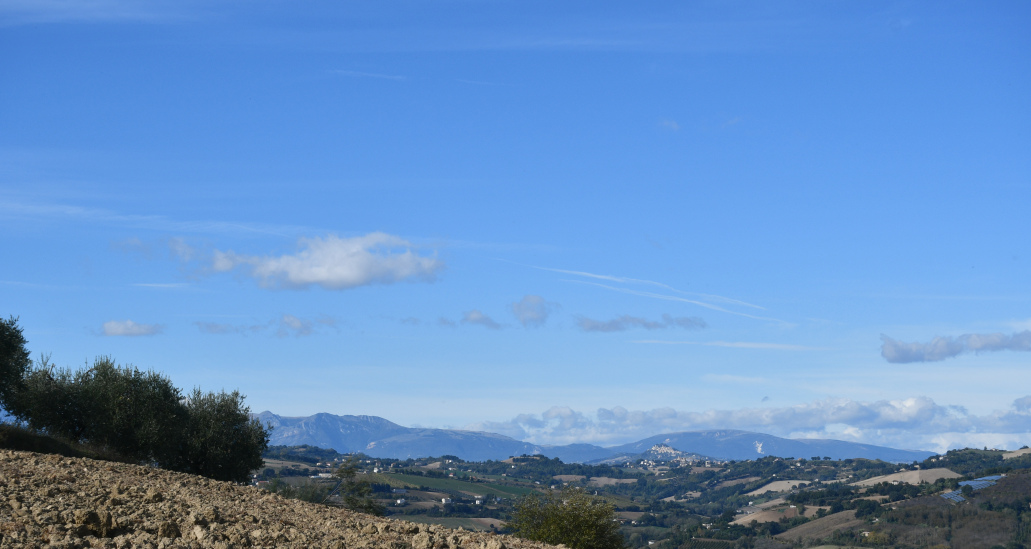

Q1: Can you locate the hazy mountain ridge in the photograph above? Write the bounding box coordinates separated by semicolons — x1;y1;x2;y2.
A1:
256;411;935;463
603;430;934;463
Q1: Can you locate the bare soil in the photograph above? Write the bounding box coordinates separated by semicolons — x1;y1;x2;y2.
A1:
0;450;556;549
773;510;864;542
850;467;960;487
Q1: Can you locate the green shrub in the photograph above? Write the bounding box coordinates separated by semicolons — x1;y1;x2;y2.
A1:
3;315;269;484
509;487;624;549
171;388;269;483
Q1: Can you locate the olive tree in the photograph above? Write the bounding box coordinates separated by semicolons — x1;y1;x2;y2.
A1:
509;487;624;549
12;341;268;483
75;357;187;464
0;316;31;414
172;388;269;483
332;456;384;515
17;356;186;464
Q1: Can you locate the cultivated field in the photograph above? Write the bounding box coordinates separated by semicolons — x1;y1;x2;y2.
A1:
773;510;864;542
849;467;960;487
745;479;808;495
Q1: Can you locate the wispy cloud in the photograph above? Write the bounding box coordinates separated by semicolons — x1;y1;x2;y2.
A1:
111;237;151;257
722;116;743;127
531;265;764;309
659;119;680;131
112;236;196;263
101;320;163;337
456;79;504;86
523;264;784;323
511;295;555;328
702;374;768;384
0;199;309;238
168;237;195;260
0;0;192;26
195;314;337;337
573;280;785;323
881;330;1031;363
468;396;1031;452
195;321;262;335
277;314;312;337
635;340;820;351
577;314;706;333
277;314;310;337
462;310;501;330
133;283;188;289
330;70;406;81
212;233;443;290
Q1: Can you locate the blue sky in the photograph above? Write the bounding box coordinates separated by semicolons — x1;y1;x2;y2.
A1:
2;1;1029;453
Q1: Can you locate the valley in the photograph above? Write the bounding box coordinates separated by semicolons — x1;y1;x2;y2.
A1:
259;443;1031;547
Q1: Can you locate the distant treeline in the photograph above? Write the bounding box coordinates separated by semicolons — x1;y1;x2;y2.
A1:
263;444;347;465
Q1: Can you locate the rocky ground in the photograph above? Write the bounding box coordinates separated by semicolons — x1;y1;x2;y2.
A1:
0;450;558;549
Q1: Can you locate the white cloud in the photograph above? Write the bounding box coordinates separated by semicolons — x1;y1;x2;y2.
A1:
510;295;555;328
101;320;163;337
467;396;1031;453
576;314;706;332
462;310;501;330
881;330;1031;363
212;233;443;290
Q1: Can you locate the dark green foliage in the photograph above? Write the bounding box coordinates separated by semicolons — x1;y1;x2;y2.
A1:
787;484;856;506
925;448;1005;475
8;338;268;483
509;487;624;549
853;498;881;518
18;356;187;464
16;358;88;439
674;541;732;549
170;388;269;483
465;454;631;484
334;456;385;515
0;316;31;413
263;444;344;465
77;358;187;464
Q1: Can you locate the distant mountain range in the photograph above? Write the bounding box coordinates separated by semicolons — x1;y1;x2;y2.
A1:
255;411;935;464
